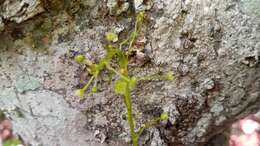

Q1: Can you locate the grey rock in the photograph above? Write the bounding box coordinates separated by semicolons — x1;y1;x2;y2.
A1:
185;114;212;144
93;113;109;127
215;116;226;126
0;0;44;23
150;128;166;146
149;0;260;144
0;0;259;145
0;17;4;32
229;88;246;106
240;0;260;23
0;0;44;32
15;75;41;93
0;90;105;146
134;0;153;11
107;0;129;16
163;103;179;125
81;0;97;8
94;130;107;144
210;102;224;116
201;78;215;90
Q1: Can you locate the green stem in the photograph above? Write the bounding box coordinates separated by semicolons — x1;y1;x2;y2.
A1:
83;58;93;66
82;76;95;91
136;117;161;138
106;65;130;82
119;38;130;50
127;21;139;55
124;82;138;146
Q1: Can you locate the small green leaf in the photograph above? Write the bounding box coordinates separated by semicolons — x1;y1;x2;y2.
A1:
105;32;118;42
113;79;127;95
160;112;169;121
163;71;174;81
92;86;97;93
75;89;85;97
74;54;85;64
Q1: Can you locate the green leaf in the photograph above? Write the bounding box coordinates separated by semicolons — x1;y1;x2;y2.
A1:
113;79;127;95
105;32;118;42
3;138;21;146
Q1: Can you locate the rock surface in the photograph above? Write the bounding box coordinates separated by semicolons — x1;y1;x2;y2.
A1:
0;0;44;32
0;0;259;146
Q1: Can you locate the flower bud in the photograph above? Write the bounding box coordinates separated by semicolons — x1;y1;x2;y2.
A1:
74;55;85;64
105;32;118;42
163;71;174;81
160;113;169;121
92;86;97;93
75;89;85;97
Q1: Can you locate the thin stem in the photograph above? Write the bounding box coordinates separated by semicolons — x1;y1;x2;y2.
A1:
136;117;161;138
106;64;130;82
127;21;139;55
93;77;98;87
82;76;95;91
119;39;130;50
83;58;93;66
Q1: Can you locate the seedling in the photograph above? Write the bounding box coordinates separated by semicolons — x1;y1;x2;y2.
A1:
74;11;173;146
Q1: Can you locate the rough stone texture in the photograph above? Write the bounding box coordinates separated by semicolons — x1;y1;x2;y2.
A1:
0;0;44;32
149;0;260;145
0;0;259;146
0;46;106;146
148;0;260;145
0;17;4;32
